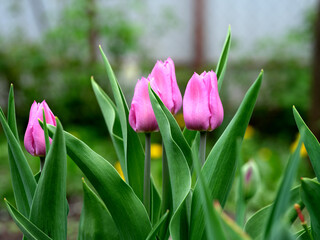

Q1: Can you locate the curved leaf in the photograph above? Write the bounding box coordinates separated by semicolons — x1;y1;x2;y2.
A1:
0;107;36;215
148;86;191;239
78;178;119;240
99;46;144;201
6;85;32;217
45;124;151;240
293;106;320;181
29;119;67;240
189;71;263;240
5;200;52;240
300;178;320;240
263;133;303;240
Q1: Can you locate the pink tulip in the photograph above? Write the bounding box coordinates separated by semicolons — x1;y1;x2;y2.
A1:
149;57;182;114
129;77;159;132
183;71;223;131
24;101;56;156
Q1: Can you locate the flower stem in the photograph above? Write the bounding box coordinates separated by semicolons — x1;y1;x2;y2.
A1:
143;133;151;219
200;131;207;165
40;156;45;172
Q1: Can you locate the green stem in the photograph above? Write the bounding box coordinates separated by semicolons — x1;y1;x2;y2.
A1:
200;131;207;166
159;144;171;239
40;156;45;172
143;133;151;219
302;222;314;240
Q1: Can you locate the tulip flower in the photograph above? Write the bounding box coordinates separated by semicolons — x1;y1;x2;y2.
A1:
149;57;182;114
129;76;158;132
183;71;224;131
24;100;56;157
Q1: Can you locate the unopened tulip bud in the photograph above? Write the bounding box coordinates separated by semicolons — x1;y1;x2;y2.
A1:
241;160;260;200
183;71;223;131
24;101;56;156
129;77;159;132
149;57;182;114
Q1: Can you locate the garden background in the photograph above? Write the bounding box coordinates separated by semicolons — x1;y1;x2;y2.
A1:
0;0;319;239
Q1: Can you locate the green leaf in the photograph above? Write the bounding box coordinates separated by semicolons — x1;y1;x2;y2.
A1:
244;184;304;240
300;178;320;240
91;77;125;178
5;200;52;240
6;85;33;217
45;124;151;240
29;119;67;240
189;71;263;240
99;46;144;201
146;210;169;240
42;109;50;155
215;203;251;240
293;106;320;181
235;139;245;227
148;86;191;239
216;26;231;92
78;178;119;240
151;178;161;225
192;136;226;240
0;107;36;215
263;133;303;240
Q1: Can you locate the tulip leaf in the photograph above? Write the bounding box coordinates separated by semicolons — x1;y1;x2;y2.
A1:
42;109;50;155
5;200;52;240
5;85;33;218
148;86;191;239
300;178;320;240
263;133;303;240
29;119;67;240
189;70;263;240
99;46;144;201
192;137;227;240
0;107;36;215
146;210;169;240
151;178;162;225
293;106;320;181
45;124;151;240
91;77;125;178
183;128;198;148
78;178;120;240
244;184;304;240
216;26;231;92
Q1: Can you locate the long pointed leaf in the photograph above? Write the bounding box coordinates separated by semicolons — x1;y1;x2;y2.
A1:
5;200;52;240
216;26;231;92
78;178;119;240
99;46;144;201
263;133;303;240
146;211;169;240
45;124;151;240
190;71;263;240
293;106;320;181
29;119;67;239
91;77;125;177
149;86;191;239
6;85;32;217
0;107;36;212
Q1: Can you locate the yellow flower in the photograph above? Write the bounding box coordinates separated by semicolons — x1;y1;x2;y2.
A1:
290;134;308;157
151;143;162;159
244;125;255;140
114;161;125;180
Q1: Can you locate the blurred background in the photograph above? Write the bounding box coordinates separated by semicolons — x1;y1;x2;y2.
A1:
0;0;319;238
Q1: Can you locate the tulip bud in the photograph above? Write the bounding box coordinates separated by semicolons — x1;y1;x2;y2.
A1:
24;101;56;156
183;71;223;131
129;77;159;132
149;57;182;114
241;160;260;201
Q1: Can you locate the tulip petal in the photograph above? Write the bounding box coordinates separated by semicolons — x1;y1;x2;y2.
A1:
129;77;158;132
167;58;182;114
183;73;211;131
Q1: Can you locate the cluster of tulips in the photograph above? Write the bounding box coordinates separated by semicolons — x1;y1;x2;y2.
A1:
1;27;320;240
